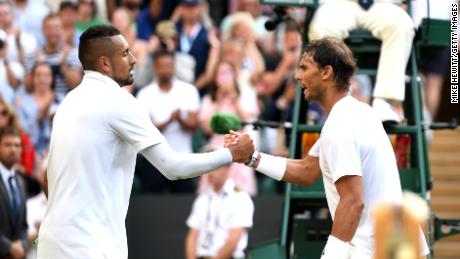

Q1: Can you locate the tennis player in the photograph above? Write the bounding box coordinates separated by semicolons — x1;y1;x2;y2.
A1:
37;25;254;259
225;37;429;258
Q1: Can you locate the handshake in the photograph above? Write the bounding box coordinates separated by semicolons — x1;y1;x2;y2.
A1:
224;130;256;165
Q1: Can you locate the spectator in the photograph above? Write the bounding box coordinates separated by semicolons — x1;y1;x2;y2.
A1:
220;0;270;48
226;12;265;85
25;14;82;104
136;0;170;41
0;29;24;105
175;0;211;86
16;62;55;157
11;0;50;46
111;7;147;67
121;0;142;23
198;60;258;195
58;1;82;47
308;0;415;124
0;0;37;66
75;0;106;32
185;144;254;259
0;127;29;259
135;20;196;87
0;97;35;176
136;50;200;193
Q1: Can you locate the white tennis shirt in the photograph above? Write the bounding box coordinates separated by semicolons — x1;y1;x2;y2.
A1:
37;71;164;259
309;95;429;257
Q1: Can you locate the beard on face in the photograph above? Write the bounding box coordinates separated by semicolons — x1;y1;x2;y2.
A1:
114;71;134;86
158;74;172;85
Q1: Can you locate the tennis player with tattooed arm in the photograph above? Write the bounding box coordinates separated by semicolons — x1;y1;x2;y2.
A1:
38;25;254;259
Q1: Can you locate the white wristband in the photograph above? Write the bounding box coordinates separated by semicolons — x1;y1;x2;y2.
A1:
320;235;354;259
255;153;286;181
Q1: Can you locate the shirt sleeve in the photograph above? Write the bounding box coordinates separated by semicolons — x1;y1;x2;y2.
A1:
228;193;254;228
321;128;362;183
8;61;25;82
106;92;165;152
186;196;203;229
308;138;321;157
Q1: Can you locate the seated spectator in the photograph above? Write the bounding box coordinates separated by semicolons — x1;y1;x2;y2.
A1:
185;145;254;259
16;62;56;157
198;60;258;195
135;50;200;193
0;0;38;66
308;0;415;124
58;1;82;47
0;29;24;105
0;127;29;259
25;14;82;104
135;20;196;87
75;0;106;32
0;97;35;176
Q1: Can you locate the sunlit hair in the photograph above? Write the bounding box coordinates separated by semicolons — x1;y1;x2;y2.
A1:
304;37;357;90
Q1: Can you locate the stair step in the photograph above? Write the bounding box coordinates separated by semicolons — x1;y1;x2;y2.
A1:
431;197;460;212
431;167;460;181
433;241;460;258
429;153;460;166
432;181;460;196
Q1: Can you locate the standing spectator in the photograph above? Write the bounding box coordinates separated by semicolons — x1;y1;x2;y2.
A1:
12;0;50;46
58;1;82;47
185;144;254;259
16;62;55;157
0;0;37;66
0;127;28;259
25;14;82;104
175;0;211;85
136;50;200;193
0;29;24;105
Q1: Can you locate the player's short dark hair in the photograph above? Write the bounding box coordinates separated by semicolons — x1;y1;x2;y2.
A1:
0;127;21;143
78;25;121;70
304;37;357;90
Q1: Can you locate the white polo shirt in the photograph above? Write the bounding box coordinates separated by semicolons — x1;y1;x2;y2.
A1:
309;95;429;257
186;179;254;258
38;71;164;259
137;79;200;153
